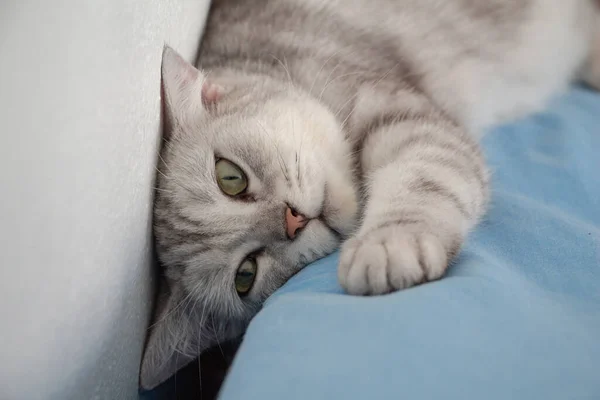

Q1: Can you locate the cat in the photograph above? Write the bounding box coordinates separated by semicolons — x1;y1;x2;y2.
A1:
140;0;600;389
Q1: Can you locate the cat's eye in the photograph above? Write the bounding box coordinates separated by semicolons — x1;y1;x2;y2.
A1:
215;159;248;196
235;258;257;295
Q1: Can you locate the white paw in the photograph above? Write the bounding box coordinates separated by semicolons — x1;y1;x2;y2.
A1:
338;224;454;295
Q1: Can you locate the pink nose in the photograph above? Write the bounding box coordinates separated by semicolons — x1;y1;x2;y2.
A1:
285;207;309;239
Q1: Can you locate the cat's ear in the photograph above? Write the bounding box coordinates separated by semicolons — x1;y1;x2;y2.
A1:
139;278;216;390
161;45;223;126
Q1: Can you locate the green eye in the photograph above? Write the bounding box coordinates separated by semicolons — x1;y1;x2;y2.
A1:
216;159;248;196
235;258;257;295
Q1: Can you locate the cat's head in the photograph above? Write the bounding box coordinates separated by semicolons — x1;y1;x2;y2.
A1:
139;47;359;389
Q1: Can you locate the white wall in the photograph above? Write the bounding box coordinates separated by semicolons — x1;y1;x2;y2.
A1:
0;1;209;399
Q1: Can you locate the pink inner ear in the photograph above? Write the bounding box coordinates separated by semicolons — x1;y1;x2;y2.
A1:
201;82;223;106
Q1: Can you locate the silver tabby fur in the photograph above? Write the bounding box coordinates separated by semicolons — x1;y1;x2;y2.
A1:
141;0;600;389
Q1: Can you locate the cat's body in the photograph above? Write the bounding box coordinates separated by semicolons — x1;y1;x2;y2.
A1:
141;0;600;389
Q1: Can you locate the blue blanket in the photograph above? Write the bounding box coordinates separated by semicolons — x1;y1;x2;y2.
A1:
219;87;600;400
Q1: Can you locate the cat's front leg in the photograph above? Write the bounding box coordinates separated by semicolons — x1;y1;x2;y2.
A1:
339;110;489;295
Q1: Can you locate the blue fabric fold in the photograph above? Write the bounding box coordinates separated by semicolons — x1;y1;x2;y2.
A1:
219;87;600;400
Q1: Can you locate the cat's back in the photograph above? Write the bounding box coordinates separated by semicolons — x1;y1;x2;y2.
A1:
199;0;595;131
198;0;531;92
200;0;529;62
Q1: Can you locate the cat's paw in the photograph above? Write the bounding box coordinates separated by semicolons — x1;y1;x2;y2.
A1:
338;224;454;295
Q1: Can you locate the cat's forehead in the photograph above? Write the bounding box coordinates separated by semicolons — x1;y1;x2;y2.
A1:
259;95;338;133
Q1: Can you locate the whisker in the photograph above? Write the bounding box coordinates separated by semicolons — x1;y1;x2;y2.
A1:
333;91;360;122
149;267;213;333
154;156;204;200
148;289;193;331
288;110;302;187
160;137;177;154
197;343;203;399
257;120;291;182
318;63;342;101
335;81;366;132
211;318;225;358
332;76;366;120
340;102;359;130
156;150;174;172
334;62;401;124
154;166;194;196
270;54;294;88
153;187;175;194
154;166;170;181
348;148;363;158
297;132;303;188
308;47;349;97
295;151;301;186
320;71;365;101
317;48;363;102
174;351;179;397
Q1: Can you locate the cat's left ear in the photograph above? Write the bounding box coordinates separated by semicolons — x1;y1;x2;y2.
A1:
160;45;223;126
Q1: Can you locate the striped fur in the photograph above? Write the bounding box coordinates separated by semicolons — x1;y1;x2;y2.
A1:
140;0;600;389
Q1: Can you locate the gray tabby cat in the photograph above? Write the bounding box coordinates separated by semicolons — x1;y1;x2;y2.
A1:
140;0;600;389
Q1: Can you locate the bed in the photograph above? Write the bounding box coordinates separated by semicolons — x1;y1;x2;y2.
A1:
216;87;600;400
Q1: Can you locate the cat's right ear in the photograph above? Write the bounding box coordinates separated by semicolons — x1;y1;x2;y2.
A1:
161;46;223;130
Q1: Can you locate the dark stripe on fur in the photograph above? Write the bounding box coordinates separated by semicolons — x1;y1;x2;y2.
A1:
408;176;469;218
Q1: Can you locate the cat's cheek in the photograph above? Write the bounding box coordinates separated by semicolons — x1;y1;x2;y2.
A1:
324;169;360;237
282;222;340;267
